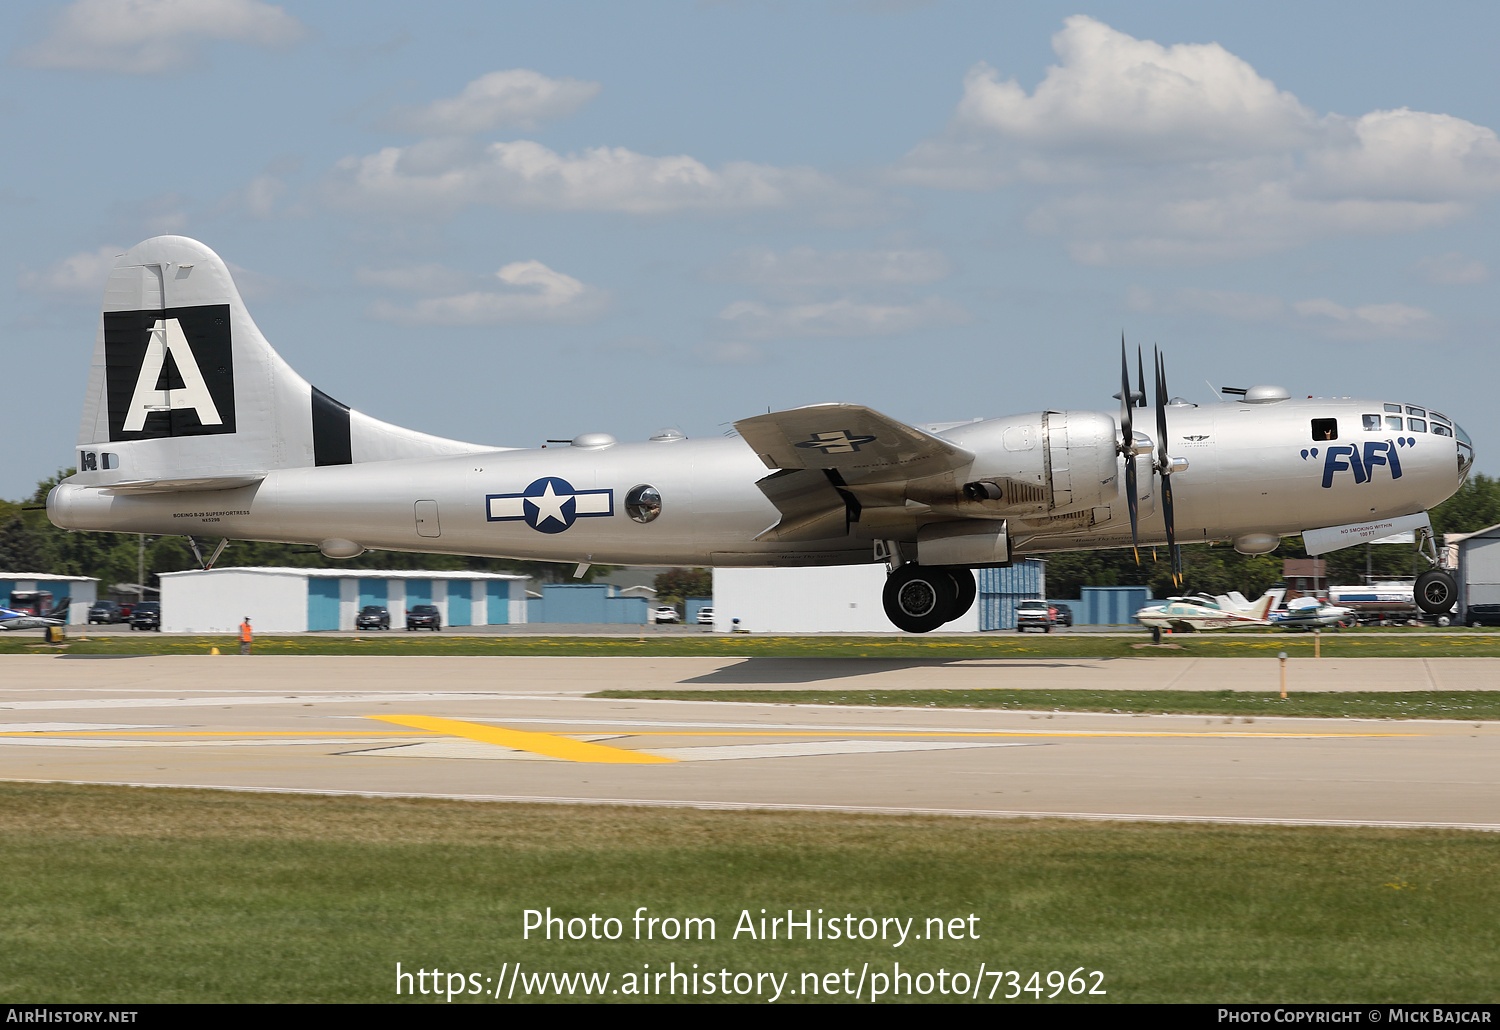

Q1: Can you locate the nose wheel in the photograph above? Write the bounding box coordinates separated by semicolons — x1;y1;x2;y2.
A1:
1412;523;1458;617
884;564;974;633
1414;569;1457;615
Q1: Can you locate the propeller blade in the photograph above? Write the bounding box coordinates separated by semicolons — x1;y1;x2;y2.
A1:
1136;346;1147;408
1120;336;1139;561
1154;347;1181;587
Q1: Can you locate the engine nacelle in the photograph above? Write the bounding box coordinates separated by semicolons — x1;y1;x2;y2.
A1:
1044;410;1119;514
943;410;1119;515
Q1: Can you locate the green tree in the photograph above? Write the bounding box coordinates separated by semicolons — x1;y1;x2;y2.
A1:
654;568;712;607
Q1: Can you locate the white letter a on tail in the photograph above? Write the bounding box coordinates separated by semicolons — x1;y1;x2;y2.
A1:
123;318;223;432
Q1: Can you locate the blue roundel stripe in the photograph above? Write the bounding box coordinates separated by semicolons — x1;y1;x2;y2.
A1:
485;477;614;534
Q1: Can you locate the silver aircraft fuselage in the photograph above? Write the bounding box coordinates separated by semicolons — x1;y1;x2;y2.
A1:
48;395;1469;566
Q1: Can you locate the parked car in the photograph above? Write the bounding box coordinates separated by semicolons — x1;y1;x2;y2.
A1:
117;603;134;620
1015;599;1056;632
1465;604;1500;628
406;604;441;631
696;606;715;626
652;606;680;624
88;601;126;624
356;605;391;630
129;601;161;631
1051;603;1074;628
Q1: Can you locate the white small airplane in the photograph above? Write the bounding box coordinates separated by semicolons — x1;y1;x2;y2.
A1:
0;603;68;632
1269;595;1354;631
1135;591;1278;640
46;237;1476;634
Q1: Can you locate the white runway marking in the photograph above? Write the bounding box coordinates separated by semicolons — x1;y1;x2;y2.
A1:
0;723;165;732
0;692;524;711
342;738;1046;763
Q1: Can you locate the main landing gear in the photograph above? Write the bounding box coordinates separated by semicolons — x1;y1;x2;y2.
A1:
882;565;976;634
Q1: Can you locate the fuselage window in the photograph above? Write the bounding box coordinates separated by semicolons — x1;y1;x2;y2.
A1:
1311;418;1338;441
1409;419;1427;433
1384;403;1402;413
1386;416;1403;431
1362;414;1381;431
625;484;663;523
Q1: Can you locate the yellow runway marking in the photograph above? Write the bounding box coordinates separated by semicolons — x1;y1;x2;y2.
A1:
369;714;676;764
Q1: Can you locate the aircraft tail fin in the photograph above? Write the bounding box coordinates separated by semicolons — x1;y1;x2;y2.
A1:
73;236;488;491
1249;592;1277;621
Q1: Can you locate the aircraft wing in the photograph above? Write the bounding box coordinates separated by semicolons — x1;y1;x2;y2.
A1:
734;403;974;480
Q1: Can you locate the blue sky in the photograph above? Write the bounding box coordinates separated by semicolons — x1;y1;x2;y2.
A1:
4;1;1498;499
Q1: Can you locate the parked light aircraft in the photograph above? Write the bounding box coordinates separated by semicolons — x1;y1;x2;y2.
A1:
1269;595;1355;631
1134;591;1278;640
0;602;68;632
47;237;1476;633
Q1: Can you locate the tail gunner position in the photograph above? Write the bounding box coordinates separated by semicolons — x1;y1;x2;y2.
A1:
48;237;1474;632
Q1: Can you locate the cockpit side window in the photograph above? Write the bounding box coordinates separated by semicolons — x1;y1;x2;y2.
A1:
1311;418;1338;441
1362;414;1381;431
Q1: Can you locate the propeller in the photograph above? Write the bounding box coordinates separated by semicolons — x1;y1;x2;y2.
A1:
1153;347;1183;586
1117;336;1140;562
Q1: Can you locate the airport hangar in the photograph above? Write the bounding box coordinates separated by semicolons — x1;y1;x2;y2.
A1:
157;567;528;634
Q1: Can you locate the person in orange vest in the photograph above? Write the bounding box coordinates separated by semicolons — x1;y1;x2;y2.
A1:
239;616;252;655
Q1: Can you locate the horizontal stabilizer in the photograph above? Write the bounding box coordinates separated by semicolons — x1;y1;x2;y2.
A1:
735;403;973;480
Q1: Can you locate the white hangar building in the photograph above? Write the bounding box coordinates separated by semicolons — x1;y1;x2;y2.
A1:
158;567;529;634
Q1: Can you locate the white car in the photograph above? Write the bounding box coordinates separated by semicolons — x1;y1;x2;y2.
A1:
696;606;714;626
652;606;680;624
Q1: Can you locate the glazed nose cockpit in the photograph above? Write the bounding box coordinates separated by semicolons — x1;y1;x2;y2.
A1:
1358;403;1472;484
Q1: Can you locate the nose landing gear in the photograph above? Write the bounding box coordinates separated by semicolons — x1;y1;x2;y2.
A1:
1413;523;1458;617
882;565;976;634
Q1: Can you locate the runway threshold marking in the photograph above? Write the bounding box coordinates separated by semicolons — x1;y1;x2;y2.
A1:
368;714;676;765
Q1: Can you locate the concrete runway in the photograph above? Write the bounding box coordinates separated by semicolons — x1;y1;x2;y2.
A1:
1;654;1496;831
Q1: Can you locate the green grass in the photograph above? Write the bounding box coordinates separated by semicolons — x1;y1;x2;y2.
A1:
0;783;1495;1003
591;688;1500;721
13;630;1500;659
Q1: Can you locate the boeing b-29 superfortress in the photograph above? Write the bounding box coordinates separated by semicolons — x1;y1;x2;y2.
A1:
47;237;1474;632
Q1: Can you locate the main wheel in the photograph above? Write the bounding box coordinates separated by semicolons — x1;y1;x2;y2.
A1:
946;567;976;620
882;565;957;634
1415;570;1458;615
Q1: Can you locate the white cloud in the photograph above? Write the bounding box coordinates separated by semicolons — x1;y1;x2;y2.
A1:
371;260;609;326
707;246;951;289
17;0;306;74
18;245;123;299
1127;286;1284;321
356;264;480;295
1131;284;1439;339
1413;252;1489;285
897;16;1500;264
717;296;969;339
1292;298;1439;339
384;70;600;134
326;138;857;217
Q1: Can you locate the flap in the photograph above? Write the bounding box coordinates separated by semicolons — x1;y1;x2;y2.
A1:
102;474;266;494
735;403;973;480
